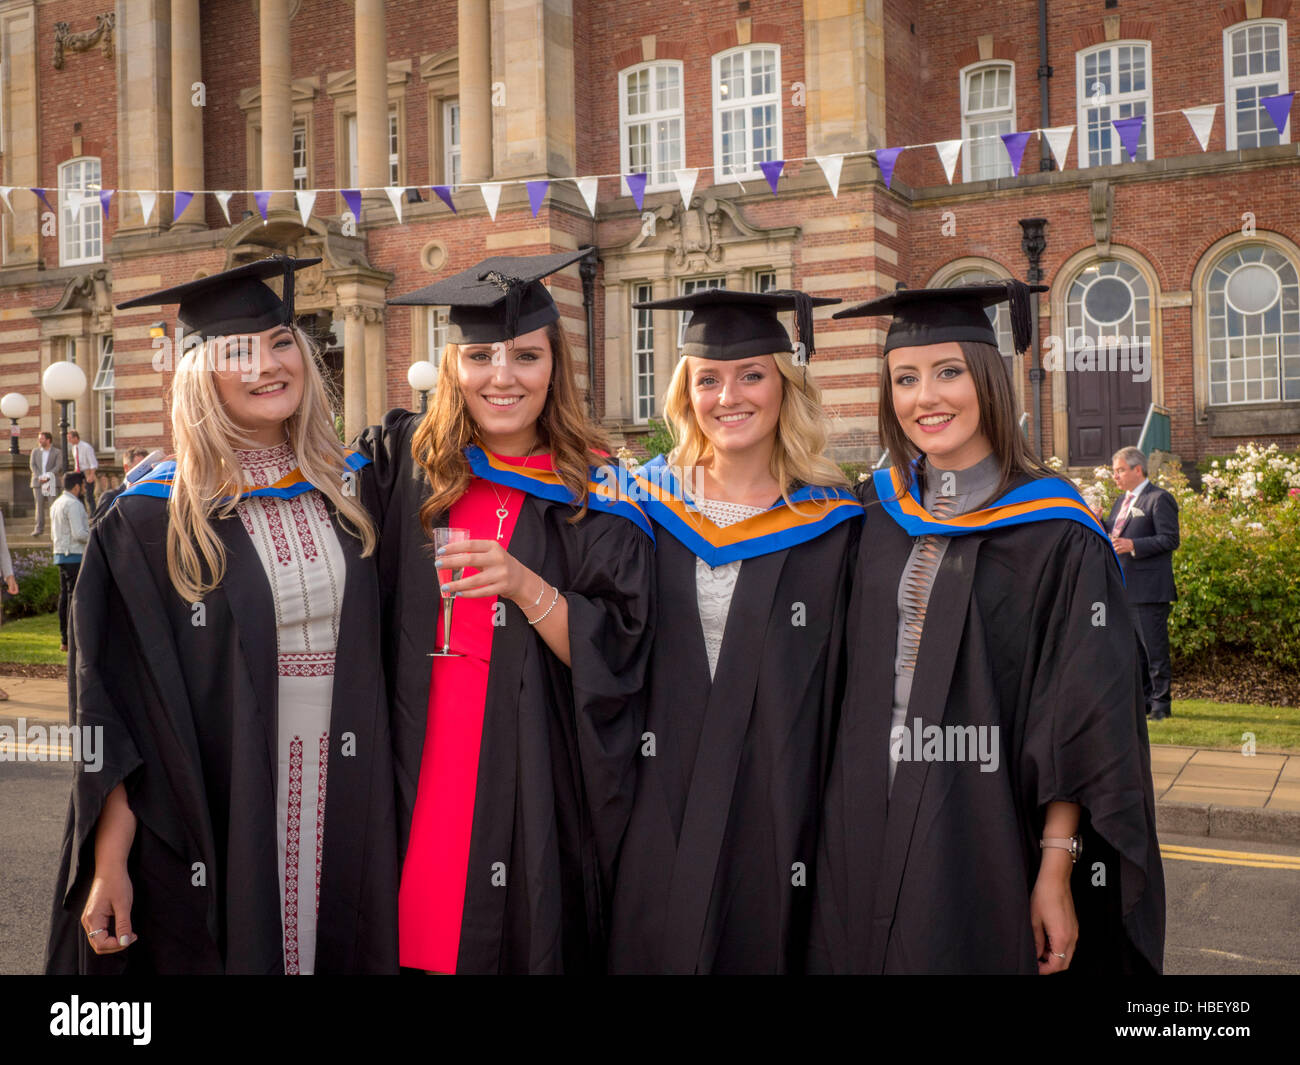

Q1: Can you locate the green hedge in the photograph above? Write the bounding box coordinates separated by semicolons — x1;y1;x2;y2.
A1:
3;546;59;620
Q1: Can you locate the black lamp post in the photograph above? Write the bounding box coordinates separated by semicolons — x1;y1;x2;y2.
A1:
1019;217;1048;457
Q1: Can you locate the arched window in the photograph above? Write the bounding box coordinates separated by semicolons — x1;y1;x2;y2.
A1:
1205;245;1300;404
1223;20;1290;149
619;61;684;193
59;157;103;266
712;45;782;180
960;63;1015;182
943;268;1015;357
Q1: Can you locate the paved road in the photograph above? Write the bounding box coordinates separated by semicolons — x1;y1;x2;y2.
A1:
2;760;1298;974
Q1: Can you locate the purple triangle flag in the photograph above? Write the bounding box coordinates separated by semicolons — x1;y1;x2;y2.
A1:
527;180;549;217
1112;116;1145;161
1000;131;1033;176
253;190;272;221
98;189;114;217
759;159;785;195
341;189;362;220
432;185;457;213
1261;92;1294;136
172;190;194;223
874;147;903;190
30;188;54;214
626;172;648;211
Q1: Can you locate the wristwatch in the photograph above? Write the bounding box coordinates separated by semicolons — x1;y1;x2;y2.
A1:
1040;835;1083;862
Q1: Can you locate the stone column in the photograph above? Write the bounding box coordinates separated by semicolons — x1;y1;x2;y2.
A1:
364;307;387;424
259;0;293;212
0;4;39;264
493;0;576;179
803;0;883;154
458;0;493;182
115;0;172;233
341;305;368;443
355;0;389;203
171;0;205;229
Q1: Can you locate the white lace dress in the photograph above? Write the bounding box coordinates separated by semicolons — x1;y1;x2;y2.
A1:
693;497;767;680
233;441;346;975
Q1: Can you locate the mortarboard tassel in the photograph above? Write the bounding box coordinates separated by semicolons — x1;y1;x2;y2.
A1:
479;269;528;342
1006;279;1035;354
275;253;297;322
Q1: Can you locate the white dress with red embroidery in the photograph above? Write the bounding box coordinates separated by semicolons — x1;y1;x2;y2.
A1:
234;441;345;976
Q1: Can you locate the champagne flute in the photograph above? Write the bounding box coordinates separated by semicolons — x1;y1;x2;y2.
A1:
431;527;471;657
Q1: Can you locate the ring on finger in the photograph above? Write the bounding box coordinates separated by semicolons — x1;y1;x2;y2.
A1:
87;928;106;939
1052;950;1065;959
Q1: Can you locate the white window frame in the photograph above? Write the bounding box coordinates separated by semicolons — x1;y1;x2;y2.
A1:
752;269;777;293
388;107;400;186
443;99;461;187
1223;20;1291;150
1076;41;1154;168
93;335;115;452
292;122;308;190
347;113;359;188
711;45;783;181
960;61;1016;182
426;307;449;368
619;61;685;194
59;157;103;267
632;283;656;424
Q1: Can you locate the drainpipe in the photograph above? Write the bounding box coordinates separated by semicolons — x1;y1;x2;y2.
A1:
1038;0;1054;171
1020;218;1048;457
580;249;599;419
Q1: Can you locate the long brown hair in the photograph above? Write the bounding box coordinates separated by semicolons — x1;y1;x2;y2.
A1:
880;340;1055;507
411;318;611;538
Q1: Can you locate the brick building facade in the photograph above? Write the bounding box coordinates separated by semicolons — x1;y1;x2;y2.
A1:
0;0;1296;494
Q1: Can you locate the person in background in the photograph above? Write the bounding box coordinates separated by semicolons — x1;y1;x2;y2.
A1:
67;430;99;513
50;471;89;654
0;502;18;699
1105;446;1180;721
29;430;63;536
92;447;152;524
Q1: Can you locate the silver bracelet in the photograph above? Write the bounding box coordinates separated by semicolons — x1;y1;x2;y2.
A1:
526;584;560;626
526;575;547;610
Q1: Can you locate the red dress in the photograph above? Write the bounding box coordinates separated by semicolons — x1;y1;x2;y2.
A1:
397;450;553;972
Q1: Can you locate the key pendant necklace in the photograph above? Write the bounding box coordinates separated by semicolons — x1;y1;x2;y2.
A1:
488;441;539;540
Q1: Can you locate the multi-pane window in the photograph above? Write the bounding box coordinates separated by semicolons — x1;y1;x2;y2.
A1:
92;335;114;451
753;270;777;293
1065;260;1153;377
1206;246;1300;404
619;63;683;192
426;307;449;367
292;123;308;189
345;106;400;187
945;270;1015;359
713;46;781;179
1077;43;1153;167
59;157;103;266
443;99;461;186
633;283;655;423
389;108;400;185
347;114;359;188
679;276;726;348
1225;22;1289;149
962;64;1015;181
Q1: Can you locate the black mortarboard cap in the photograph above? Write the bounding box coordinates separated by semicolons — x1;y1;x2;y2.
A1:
832;280;1048;355
632;289;841;361
115;254;321;338
387;248;593;344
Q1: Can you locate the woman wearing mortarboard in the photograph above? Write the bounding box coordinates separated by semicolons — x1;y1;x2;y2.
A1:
605;290;864;973
357;249;655;974
45;256;399;973
810;281;1165;974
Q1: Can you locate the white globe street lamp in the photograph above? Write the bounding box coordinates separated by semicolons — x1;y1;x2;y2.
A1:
407;359;437;413
0;392;30;456
42;361;88;472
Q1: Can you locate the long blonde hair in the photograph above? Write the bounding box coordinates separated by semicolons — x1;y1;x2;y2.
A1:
166;324;377;603
662;350;849;505
411;319;610;539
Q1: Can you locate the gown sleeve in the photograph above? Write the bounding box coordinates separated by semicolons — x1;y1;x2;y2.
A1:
1018;522;1166;972
559;509;656;905
352;408;419;527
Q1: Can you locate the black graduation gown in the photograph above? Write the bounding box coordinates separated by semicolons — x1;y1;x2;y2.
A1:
607;509;859;974
810;475;1166;974
44;481;399;974
353;410;655;974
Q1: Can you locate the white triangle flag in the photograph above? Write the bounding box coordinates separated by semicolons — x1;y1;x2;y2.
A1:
0;186;12;213
815;155;845;198
214;191;234;224
296;190;317;228
64;188;84;214
137;190;157;224
933;141;962;185
384;186;405;223
480;182;503;221
575;176;599;217
674;168;699;208
1042;126;1075;172
1182;105;1218;152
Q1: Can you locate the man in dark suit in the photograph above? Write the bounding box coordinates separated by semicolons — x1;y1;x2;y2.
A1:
1105;446;1180;720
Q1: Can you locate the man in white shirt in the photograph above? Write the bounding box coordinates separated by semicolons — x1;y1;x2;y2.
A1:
50;472;91;653
28;430;64;535
67;429;99;513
